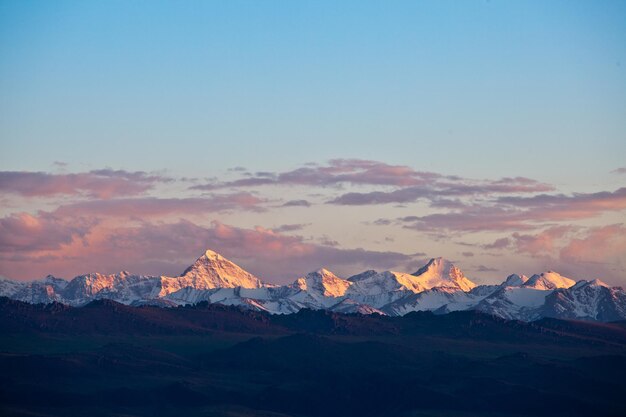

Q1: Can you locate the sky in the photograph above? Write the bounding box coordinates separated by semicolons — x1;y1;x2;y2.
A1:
1;0;625;285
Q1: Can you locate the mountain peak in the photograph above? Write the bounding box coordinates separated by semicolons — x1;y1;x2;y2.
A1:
523;271;576;290
313;268;334;276
590;278;610;287
572;279;610;289
297;268;351;297
414;257;452;273
202;249;223;260
175;250;263;290
502;274;528;287
412;258;476;292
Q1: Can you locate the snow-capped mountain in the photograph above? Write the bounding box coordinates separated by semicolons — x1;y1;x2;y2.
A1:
522;271;576;290
4;275;68;304
411;257;477;292
502;274;528;287
293;269;352;298
157;249;263;297
63;272;160;305
1;249;624;322
539;279;626;321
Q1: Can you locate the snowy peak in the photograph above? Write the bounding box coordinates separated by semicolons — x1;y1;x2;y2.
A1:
2;250;624;323
411;258;476;292
295;269;351;297
572;279;610;290
523;271;576;290
176;250;263;290
413;257;453;276
588;278;610;288
501;274;528;287
202;249;223;261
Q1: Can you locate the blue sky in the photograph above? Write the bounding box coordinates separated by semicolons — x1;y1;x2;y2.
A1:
1;1;625;284
2;1;625;179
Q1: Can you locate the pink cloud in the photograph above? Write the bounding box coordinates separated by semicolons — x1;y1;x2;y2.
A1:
193;159;443;190
470;225;626;284
51;193;266;219
0;212;95;252
394;188;626;233
510;226;575;256
0;219;422;282
560;224;626;265
196;160;554;208
0;192;268;278
401;206;537;232
495;188;626;219
0;170;172;199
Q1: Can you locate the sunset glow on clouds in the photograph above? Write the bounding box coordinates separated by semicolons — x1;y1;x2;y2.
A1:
1;160;624;285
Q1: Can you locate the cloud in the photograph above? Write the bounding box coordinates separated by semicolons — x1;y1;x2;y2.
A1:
282;199;312;207
328;178;553;206
482;237;511;250
510;225;626;283
495;188;626;220
510;226;575;256
0;170;172;199
329;187;430;205
0;220;422;282
401;206;537;232
51;193;266;219
396;188;626;233
0;191;268;275
559;224;626;265
272;223;310;233
475;265;498;272
192;177;276;190
611;167;626;175
193;159;443;190
0;212;95;252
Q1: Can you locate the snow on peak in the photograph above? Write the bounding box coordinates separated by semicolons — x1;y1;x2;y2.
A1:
572;279;610;289
203;249;222;260
501;274;528;287
589;278;610;288
295;269;351;297
314;268;335;277
411;258;476;292
523;271;576;290
413;257;453;275
174;250;263;290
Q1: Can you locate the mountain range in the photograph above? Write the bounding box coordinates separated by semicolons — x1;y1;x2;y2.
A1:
2;249;625;322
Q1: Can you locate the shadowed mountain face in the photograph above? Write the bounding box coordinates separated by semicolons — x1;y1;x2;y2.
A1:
1;297;626;417
2;250;626;322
